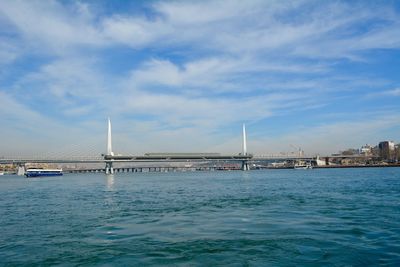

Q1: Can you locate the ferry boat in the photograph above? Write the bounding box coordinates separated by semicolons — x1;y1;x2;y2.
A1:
25;168;63;177
294;163;313;170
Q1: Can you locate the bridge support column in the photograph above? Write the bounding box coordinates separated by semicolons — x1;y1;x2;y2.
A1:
17;164;26;176
105;161;114;174
241;160;250;171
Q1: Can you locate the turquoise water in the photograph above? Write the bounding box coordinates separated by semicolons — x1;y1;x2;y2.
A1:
1;168;400;266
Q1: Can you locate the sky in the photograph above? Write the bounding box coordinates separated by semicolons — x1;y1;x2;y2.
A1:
1;0;400;158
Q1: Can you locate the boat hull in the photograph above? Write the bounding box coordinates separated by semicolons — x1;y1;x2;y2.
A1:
26;172;63;177
294;164;313;170
294;166;313;170
25;169;63;177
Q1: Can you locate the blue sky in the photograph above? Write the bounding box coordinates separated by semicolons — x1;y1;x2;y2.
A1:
1;0;400;157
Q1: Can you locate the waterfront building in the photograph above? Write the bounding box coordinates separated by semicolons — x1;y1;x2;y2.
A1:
378;141;396;161
360;144;373;156
340;148;359;155
0;163;16;173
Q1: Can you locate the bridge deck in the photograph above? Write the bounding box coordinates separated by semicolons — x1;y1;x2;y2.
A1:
0;154;252;164
104;154;253;161
2;154;379;165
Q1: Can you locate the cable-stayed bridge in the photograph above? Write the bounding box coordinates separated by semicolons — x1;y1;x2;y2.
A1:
2;119;379;174
0;119;252;174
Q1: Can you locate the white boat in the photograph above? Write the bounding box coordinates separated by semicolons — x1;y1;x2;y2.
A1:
25;168;63;177
294;163;313;169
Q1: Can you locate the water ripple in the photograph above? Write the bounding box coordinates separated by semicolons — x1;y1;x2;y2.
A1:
1;168;400;265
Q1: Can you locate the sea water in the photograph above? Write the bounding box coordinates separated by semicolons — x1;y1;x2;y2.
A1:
1;168;400;266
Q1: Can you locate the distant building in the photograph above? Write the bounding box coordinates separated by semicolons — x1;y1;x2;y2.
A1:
396;144;400;162
378;141;395;161
340;158;355;165
360;144;373;156
341;148;359;155
371;145;380;157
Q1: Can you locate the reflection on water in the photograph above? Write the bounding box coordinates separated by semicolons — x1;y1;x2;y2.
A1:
240;171;251;180
106;174;114;191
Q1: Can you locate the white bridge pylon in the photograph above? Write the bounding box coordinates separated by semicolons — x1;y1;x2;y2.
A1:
242;123;250;170
105;117;114;174
104;118;251;173
242;123;247;156
107;117;114;157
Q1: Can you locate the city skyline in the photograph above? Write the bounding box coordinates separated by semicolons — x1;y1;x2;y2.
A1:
1;0;400;157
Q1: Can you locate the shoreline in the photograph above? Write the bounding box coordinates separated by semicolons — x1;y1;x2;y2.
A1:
315;164;400;169
265;164;400;169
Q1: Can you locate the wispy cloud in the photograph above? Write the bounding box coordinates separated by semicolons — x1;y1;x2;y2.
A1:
247;113;400;156
380;88;400;97
365;87;400;98
0;1;103;54
0;0;400;156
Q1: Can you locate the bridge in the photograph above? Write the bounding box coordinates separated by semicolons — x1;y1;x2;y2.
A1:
1;119;384;175
0;119;252;174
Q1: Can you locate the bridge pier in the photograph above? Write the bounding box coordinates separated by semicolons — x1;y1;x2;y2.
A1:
241;160;250;171
17;164;26;176
105;161;114;174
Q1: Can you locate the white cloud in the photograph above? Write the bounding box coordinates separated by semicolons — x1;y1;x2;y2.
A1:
101;16;168;48
383;88;400;96
0;0;399;58
0;40;19;65
1;0;400;157
130;59;183;87
365;87;400;98
247;114;400;156
0;91;106;157
116;88;314;131
13;57;109;110
0;0;105;54
0;91;42;124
